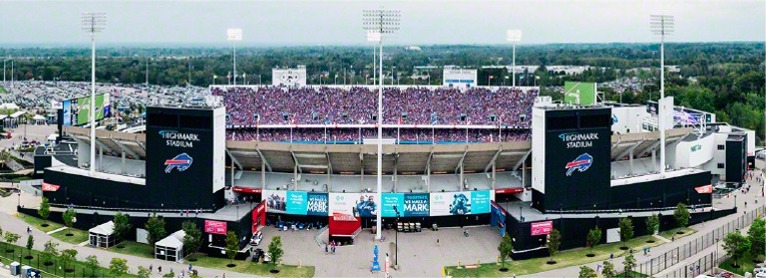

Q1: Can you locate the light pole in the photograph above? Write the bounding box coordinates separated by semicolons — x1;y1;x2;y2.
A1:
506;29;522;87
393;205;400;269
82;12;106;174
651;15;673;175
213;75;217;85
364;8;400;241
227;28;243;85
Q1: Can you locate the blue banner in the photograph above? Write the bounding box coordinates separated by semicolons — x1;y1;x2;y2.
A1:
471;191;491;214
286;191;308;215
381;193;404;217
62;100;72;126
306;192;329;216
403;193;430;217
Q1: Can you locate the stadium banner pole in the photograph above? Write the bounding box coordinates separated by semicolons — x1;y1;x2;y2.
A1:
89;21;97;174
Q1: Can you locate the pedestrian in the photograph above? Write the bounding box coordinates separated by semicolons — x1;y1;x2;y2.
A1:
158;266;162;273
643;247;647;256
332;245;336;254
436;238;440;245
610;253;614;260
180;210;183;216
181;270;185;278
325;244;328;254
596;264;602;273
672;236;675;242
188;263;192;271
149;264;153;273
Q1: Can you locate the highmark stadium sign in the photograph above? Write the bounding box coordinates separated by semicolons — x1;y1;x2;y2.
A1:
159;130;200;148
559;132;599;149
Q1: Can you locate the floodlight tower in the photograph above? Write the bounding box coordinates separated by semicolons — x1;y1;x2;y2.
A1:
227;28;243;86
651;15;673;175
363;8;400;241
506;30;522;87
82;12;106;174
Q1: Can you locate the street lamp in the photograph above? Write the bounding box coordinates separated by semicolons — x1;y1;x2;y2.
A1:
364;8;400;241
393;205;400;269
650;14;673;175
82;12;106;175
227;28;243;85
506;29;522;87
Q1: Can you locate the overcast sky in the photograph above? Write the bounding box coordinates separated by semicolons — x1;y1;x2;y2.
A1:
0;0;764;46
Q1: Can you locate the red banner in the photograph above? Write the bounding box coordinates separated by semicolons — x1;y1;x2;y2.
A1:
695;184;713;194
204;220;227;235
495;188;524;194
42;182;60;192
531;220;553;236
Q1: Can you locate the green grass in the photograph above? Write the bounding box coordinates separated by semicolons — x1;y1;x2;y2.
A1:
193;254;315;277
0;242;137;277
614;270;651;277
445;235;665;277
0;87;6;94
17;213;63;233
50;227;90;245
658;227;696;241
0;188;12;197
108;241;154;259
719;253;761;276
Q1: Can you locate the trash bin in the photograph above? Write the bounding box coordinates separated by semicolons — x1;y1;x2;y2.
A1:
21;265;31;277
9;262;20;276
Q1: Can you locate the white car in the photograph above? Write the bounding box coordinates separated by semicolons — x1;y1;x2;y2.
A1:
250;231;263;246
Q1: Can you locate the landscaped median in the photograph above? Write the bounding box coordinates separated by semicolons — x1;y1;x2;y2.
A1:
17;213;62;233
444;234;672;277
17;213;89;245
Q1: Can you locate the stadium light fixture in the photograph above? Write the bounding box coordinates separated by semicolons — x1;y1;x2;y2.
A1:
650;14;673;175
227;28;243;86
506;29;522;87
363;8;400;243
82;12;106;174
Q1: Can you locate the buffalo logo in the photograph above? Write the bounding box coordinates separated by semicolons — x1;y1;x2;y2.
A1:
165;153;193;173
565;153;593;176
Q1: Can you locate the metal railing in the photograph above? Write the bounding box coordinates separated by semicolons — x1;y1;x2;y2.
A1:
636;205;764;277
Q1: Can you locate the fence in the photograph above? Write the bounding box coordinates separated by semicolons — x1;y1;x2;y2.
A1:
636;205;765;277
659;250;732;278
0;242;109;278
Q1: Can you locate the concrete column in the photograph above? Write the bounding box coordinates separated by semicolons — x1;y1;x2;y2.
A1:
491;162;496;190
361;166;364;192
522;160;526;188
652;149;657;172
121;150;126;174
98;145;103;171
231;159;235;188
393;163;397;193
326;168;330;193
459;164;464;191
427;166;431;192
261;159;266;190
629;149;634;175
293;164;298;190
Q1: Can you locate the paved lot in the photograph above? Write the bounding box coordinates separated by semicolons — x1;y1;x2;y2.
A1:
0;124;57;150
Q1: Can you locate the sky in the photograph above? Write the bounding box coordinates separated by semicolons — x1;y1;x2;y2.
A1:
0;0;764;46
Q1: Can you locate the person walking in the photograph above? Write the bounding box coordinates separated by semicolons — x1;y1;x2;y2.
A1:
149;264;153;273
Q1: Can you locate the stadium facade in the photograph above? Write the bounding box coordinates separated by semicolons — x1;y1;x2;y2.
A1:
32;84;754;258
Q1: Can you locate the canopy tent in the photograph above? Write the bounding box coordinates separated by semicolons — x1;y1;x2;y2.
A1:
88;221;116;248
155;230;186;262
32;114;46;125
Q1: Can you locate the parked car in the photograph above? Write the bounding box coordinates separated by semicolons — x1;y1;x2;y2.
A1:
250;231;263;246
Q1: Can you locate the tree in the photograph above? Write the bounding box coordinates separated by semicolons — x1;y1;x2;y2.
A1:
547;229;561;260
137;266;150;278
4;232;20;252
674;203;690;229
748;218;765;260
41;240;59;264
622;254;636;276
602;260;616;278
723;230;751;268
112;212;132;245
62;208;76;229
618;218;634;248
579;266;597;278
59;249;78;271
268;236;284;265
85;255;100;276
225;231;239;264
586;226;602;254
109;258;129;276
646;214;660;235
38;197;50;224
497;234;513;269
145;215;166;248
25;234;34;257
182;220;202;258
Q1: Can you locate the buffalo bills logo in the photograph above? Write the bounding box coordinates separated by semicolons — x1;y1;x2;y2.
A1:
565;153;592;176
165;153;193;173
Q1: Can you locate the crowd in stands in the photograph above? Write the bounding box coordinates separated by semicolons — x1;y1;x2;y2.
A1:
213;86;538;127
227;128;530;143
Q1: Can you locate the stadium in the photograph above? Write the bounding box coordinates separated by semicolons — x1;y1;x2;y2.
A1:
31;68;756;261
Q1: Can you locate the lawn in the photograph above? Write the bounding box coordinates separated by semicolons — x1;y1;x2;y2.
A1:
0;87;5;94
50;227;90;245
658;227;696;241
614;270;651;277
109;241;154;259
193;254;315;277
17;213;63;233
719;253;761;276
0;242;137;277
445;235;665;277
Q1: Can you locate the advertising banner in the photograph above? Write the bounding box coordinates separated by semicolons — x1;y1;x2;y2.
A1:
263;190;287;213
430;192;471;216
330;193;378;218
695;184;713;194
286;191;308;215
204;220;227;235
470;191;491;214
62;100;72;126
381;193;404;217
306;192;329;216
564;81;596;105
41;182;60;192
402;193;430;217
530;221;553;236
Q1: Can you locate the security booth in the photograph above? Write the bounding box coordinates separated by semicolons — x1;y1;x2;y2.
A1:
155;230;186;262
88;221;116;248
